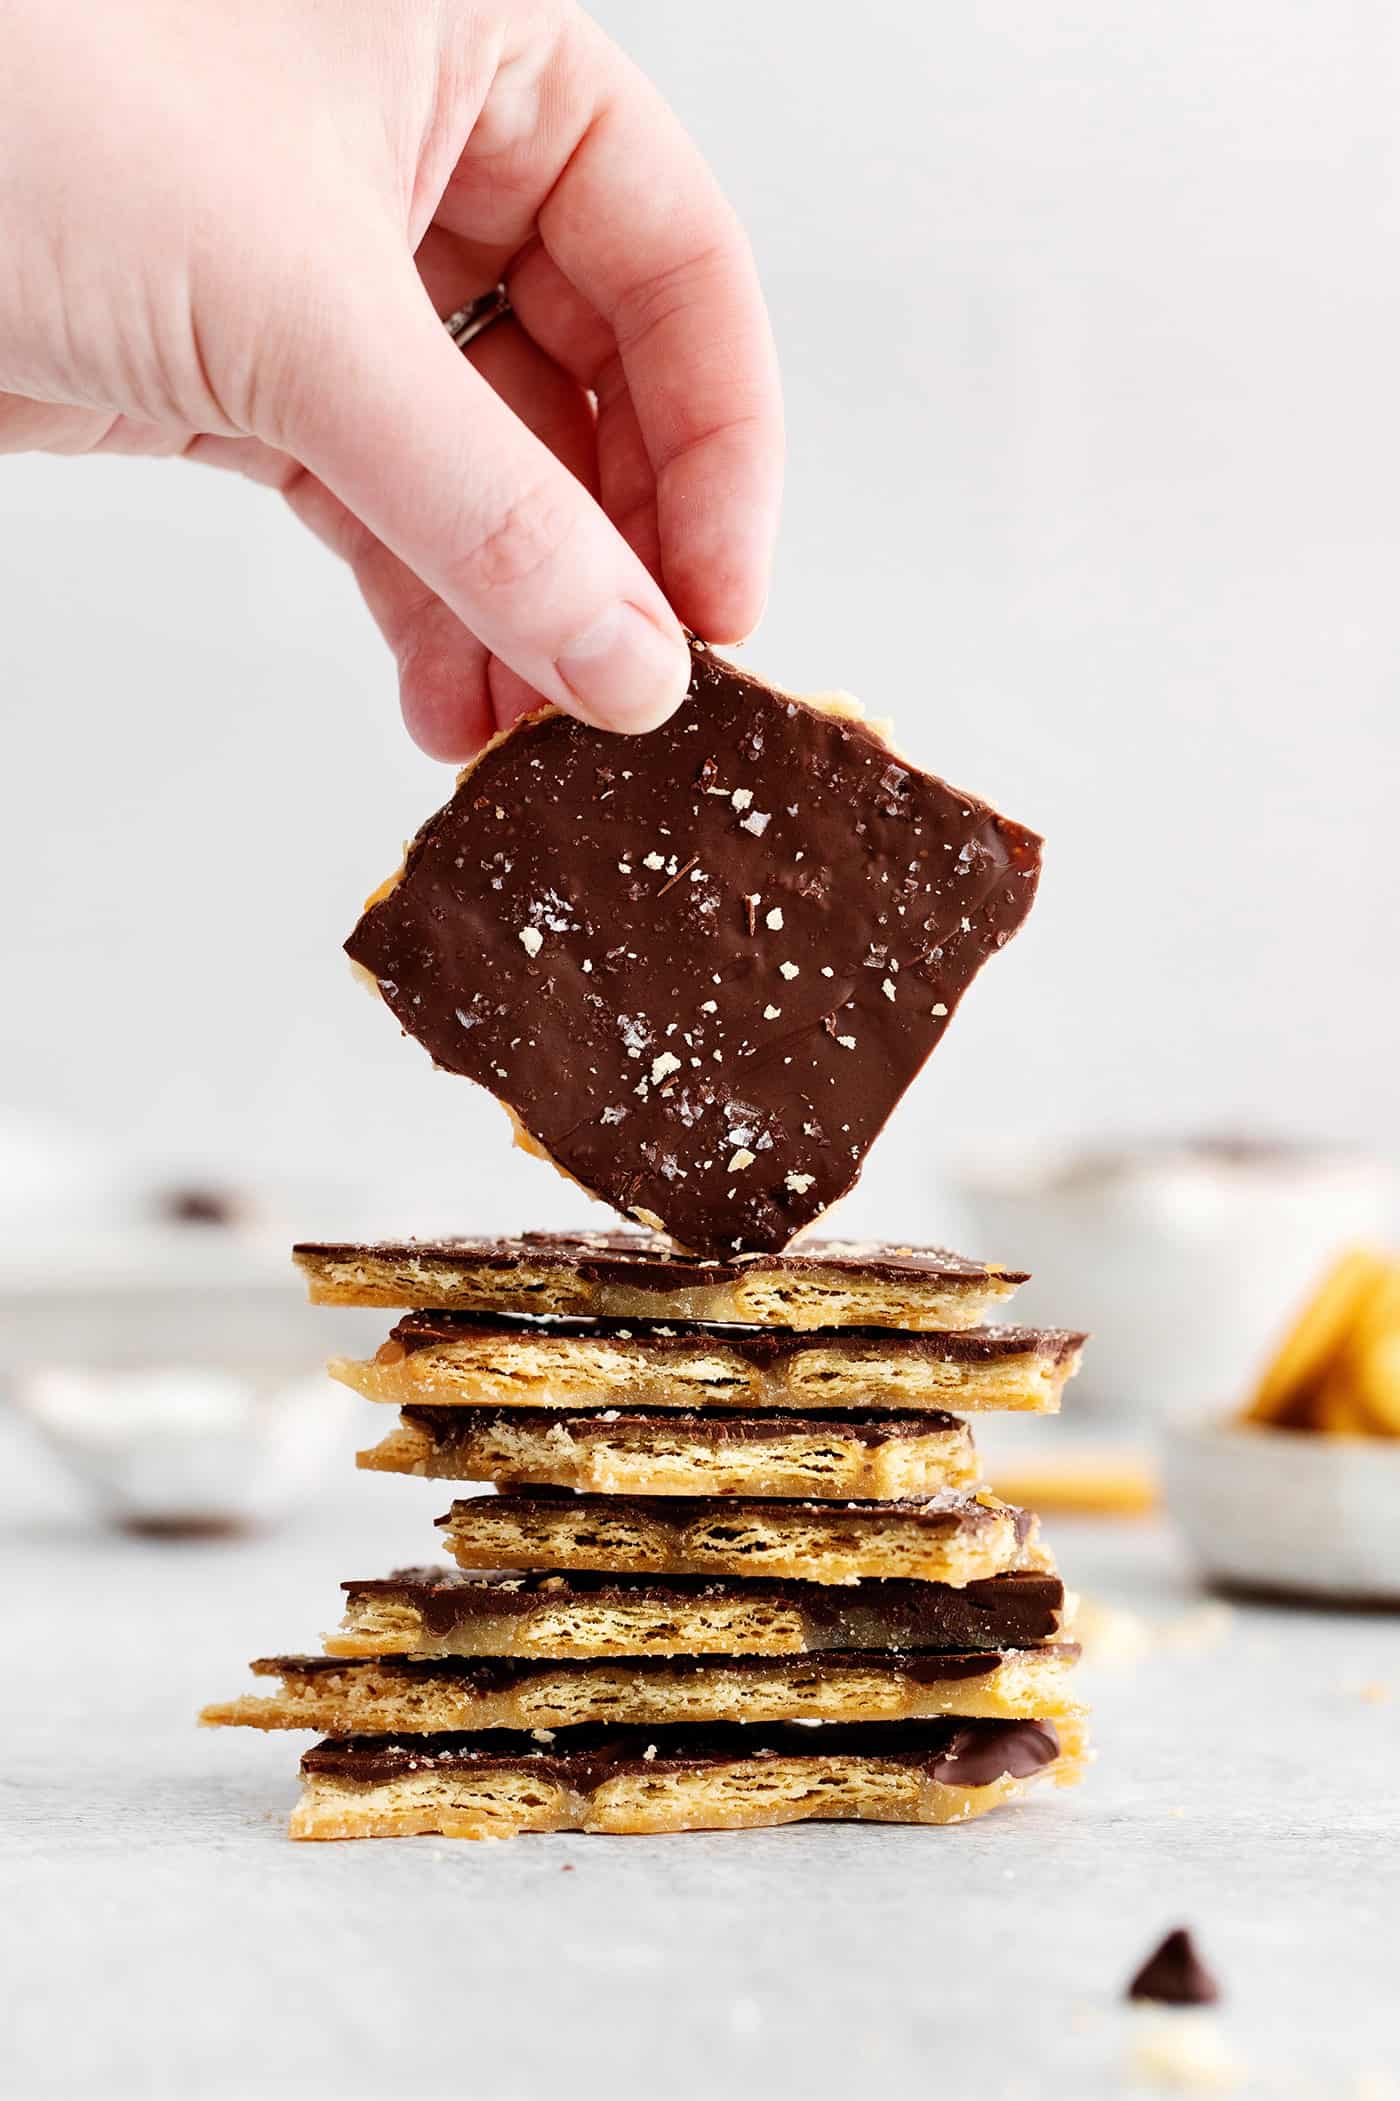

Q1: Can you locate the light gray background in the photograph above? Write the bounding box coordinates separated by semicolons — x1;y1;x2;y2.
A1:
2;0;1396;1242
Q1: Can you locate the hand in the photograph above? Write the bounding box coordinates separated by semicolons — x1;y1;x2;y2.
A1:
0;0;783;755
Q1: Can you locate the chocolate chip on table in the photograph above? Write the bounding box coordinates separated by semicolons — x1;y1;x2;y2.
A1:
1126;1927;1222;2006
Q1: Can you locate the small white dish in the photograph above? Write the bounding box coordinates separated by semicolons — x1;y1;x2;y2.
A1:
1163;1420;1400;1603
16;1366;354;1536
0;1225;376;1535
954;1139;1392;1424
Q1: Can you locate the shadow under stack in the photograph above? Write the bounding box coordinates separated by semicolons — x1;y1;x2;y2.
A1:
204;1232;1089;1838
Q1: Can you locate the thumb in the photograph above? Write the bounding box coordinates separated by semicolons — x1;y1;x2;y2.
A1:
274;265;692;734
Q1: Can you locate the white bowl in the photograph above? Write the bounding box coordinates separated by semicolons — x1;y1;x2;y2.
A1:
0;1226;378;1534
1163;1421;1400;1603
15;1366;355;1535
0;1222;387;1387
954;1141;1393;1424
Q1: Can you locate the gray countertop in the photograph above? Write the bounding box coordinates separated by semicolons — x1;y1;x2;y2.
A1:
5;1410;1398;2101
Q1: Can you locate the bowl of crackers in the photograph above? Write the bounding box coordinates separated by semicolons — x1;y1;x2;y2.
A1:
1164;1248;1400;1603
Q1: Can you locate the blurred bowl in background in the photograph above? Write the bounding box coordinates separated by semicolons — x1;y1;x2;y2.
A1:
953;1137;1392;1424
0;1208;380;1536
15;1365;353;1536
1163;1420;1400;1603
0;1225;381;1372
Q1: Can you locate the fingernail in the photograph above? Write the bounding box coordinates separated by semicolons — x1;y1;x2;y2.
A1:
556;604;691;732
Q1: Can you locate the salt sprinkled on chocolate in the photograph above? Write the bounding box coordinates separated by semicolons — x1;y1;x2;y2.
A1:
344;642;1040;1256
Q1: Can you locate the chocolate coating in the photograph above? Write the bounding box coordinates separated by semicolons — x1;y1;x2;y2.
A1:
298;1228;1020;1293
342;644;1040;1256
343;1567;1066;1651
260;1646;1078;1688
402;1403;961;1447
439;1487;1032;1544
384;1305;1076;1363
302;1718;1061;1790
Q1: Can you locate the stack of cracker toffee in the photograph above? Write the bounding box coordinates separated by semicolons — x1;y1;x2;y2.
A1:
204;642;1090;1840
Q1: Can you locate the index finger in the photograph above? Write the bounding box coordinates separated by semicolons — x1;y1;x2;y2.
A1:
535;20;784;643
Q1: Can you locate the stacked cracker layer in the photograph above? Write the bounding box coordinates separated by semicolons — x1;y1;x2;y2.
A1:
205;1232;1089;1839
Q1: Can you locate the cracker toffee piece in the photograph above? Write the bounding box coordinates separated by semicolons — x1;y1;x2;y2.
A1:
294;1230;1026;1333
437;1488;1040;1587
341;641;1041;1257
290;1718;1087;1839
336;1307;1080;1413
331;1566;1069;1659
202;1644;1085;1734
358;1403;981;1499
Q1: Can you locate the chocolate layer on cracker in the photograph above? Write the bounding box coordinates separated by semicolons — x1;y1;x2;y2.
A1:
294;1228;1025;1331
203;1644;1083;1735
343;643;1040;1256
333;1565;1068;1658
436;1487;1038;1586
290;1715;1087;1837
382;1307;1071;1361
302;1718;1063;1790
357;1402;979;1499
334;1305;1080;1415
394;1400;969;1446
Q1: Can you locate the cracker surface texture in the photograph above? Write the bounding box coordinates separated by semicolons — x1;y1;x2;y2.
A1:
289;1717;1086;1839
437;1488;1039;1587
204;1647;1084;1734
329;1566;1070;1660
357;1403;981;1499
332;1307;1080;1410
293;1230;1024;1331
